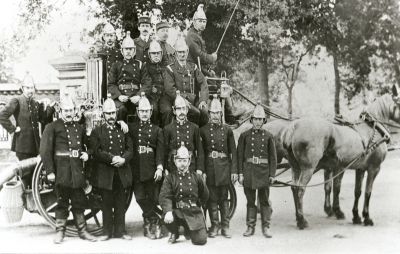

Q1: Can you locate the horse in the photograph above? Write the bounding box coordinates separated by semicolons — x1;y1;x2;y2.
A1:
279;93;400;229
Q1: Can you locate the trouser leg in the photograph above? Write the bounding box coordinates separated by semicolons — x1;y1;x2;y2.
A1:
258;187;273;237
113;175;127;237
207;185;220;237
71;188;97;241
16;152;36;189
100;188;114;237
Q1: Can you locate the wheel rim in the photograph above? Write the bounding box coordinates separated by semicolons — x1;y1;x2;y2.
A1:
32;160;103;236
227;182;237;219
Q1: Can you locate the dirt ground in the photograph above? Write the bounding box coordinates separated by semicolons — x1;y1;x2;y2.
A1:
1;151;400;254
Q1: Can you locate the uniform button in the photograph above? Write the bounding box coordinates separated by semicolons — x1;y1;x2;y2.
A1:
68;135;70;138
68;141;71;144
177;137;180;139
187;136;189;139
109;147;112;149
188;177;191;179
211;134;213;136
139;129;141;132
177;130;179;133
139;134;141;136
189;183;191;185
69;148;72;151
139;140;141;142
77;141;80;144
179;177;182;180
110;141;113;144
67;130;69;132
180;183;182;185
211;140;214;142
118;135;120;137
189;188;192;191
180;189;183;192
251;149;254;152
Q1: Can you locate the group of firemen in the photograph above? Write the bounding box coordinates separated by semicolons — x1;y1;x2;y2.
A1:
0;4;277;246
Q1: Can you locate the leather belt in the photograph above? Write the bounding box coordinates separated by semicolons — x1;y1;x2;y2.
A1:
55;150;80;158
119;83;140;90
176;200;198;209
246;156;268;165
209;151;227;159
138;146;154;154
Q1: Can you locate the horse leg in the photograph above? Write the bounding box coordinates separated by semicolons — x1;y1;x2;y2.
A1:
294;170;313;229
362;168;380;226
323;169;334;217
291;168;301;225
332;168;345;219
352;169;365;224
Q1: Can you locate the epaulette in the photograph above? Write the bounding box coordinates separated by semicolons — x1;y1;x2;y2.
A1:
135;59;143;69
166;64;173;73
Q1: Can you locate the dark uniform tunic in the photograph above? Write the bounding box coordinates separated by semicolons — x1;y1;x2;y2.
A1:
90;122;133;237
159;170;209;245
40;119;88;219
159;41;175;66
145;61;165;126
237;127;277;228
98;44;123;99
163;119;204;173
129;120;164;220
108;58;152;122
237;128;277;189
134;37;149;63
0;95;51;158
200;122;237;187
163;60;209;125
186;27;215;73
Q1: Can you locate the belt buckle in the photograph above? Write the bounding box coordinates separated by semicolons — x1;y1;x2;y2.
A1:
252;156;259;164
139;146;146;154
71;150;79;158
211;151;218;159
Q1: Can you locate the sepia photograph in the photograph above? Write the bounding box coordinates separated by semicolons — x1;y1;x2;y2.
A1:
0;0;400;253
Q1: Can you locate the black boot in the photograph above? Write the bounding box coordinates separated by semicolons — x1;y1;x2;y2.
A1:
260;205;272;238
143;218;154;238
74;212;98;242
208;203;220;238
148;218;157;240
243;207;256;237
220;201;231;238
53;219;67;244
168;233;178;244
153;218;163;239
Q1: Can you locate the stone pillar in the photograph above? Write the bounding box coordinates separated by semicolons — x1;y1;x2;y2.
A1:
49;52;87;104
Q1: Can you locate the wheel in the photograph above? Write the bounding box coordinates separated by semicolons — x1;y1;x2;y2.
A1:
227;181;237;219
32;159;133;236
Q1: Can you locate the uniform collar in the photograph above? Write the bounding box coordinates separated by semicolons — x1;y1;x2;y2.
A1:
140;35;149;42
177;169;189;176
105;122;116;130
176;118;188;126
140;120;151;126
124;58;133;64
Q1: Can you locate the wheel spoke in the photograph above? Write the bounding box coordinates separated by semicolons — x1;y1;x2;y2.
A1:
46;202;57;213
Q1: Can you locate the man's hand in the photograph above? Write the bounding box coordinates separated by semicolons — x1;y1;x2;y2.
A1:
238;174;244;185
80;152;89;162
164;211;174;224
154;167;163;182
47;172;55;182
198;101;208;111
196;170;203;176
130;95;141;104
111;156;125;167
164;170;169;176
231;173;238;184
211;52;218;63
269;176;276;185
15;126;21;133
118;95;129;103
118;120;129;134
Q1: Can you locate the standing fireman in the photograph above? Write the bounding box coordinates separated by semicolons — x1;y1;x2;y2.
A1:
146;39;165;126
98;23;123;99
129;93;164;239
108;31;151;123
163;92;204;175
237;104;277;238
163;38;209;126
159;142;209;245
90;97;133;241
0;74;52;187
200;96;237;238
134;15;151;63
40;96;97;244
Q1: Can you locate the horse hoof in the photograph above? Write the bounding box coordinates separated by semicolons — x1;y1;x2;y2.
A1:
352;216;362;225
364;218;374;226
334;210;345;220
324;206;334;217
297;220;309;230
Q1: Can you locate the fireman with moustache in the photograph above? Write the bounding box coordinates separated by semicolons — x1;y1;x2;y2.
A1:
163;38;209;127
163;91;204;175
90;96;133;241
159;142;209;245
200;96;237;238
40;96;97;244
108;31;152;123
156;21;175;66
129;93;164;239
134;15;151;63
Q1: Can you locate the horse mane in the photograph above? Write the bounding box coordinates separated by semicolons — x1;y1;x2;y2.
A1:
364;94;393;122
